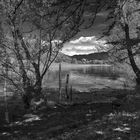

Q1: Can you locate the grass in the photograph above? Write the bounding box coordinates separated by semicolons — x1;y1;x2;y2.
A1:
0;87;140;140
57;111;140;140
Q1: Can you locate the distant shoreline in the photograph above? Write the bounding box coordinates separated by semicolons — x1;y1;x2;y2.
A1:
49;63;111;71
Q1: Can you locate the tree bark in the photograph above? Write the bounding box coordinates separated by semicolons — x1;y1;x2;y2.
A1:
124;23;140;84
34;67;42;98
22;80;42;110
22;85;33;109
34;80;42;98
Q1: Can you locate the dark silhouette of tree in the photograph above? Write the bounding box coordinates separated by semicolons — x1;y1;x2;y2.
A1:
0;0;86;108
104;0;140;84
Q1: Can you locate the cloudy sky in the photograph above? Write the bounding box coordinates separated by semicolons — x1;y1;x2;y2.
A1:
61;11;109;56
62;36;108;56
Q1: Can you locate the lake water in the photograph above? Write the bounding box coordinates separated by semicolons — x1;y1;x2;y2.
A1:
44;63;135;92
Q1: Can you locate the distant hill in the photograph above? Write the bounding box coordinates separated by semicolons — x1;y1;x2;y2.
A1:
72;52;109;61
55;52;72;63
55;52;109;64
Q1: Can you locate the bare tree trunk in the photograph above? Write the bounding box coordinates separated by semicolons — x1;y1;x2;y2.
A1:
59;63;62;100
34;80;42;98
65;74;69;99
22;80;42;110
34;68;43;97
70;85;72;102
22;85;33;109
124;24;140;84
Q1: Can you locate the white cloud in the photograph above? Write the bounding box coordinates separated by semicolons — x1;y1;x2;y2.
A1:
70;36;96;44
62;36;108;56
75;46;95;50
62;50;77;56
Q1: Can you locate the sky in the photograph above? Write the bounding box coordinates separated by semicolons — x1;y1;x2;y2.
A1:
61;11;109;56
62;36;108;56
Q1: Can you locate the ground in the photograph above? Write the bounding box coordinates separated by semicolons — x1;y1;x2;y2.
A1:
0;88;140;140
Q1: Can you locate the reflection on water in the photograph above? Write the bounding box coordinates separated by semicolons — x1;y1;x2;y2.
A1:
72;66;119;80
43;63;134;91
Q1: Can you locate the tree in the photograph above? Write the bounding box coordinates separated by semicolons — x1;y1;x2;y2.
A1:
0;0;86;109
104;0;140;84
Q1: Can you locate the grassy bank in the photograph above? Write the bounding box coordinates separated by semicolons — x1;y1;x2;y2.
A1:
0;87;140;139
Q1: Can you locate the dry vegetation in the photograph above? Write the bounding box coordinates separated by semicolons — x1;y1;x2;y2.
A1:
0;88;140;140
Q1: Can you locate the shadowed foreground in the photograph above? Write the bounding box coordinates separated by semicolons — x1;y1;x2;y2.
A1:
0;88;140;140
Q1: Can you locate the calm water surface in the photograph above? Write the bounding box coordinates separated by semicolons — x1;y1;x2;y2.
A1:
44;63;135;92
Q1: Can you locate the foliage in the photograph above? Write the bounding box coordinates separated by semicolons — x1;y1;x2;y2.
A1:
104;0;140;83
105;0;138;59
0;0;86;107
